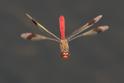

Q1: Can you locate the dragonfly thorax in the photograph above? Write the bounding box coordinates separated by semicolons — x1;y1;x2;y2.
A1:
60;39;70;60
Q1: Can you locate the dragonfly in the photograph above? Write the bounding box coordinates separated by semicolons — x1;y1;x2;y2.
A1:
21;13;109;60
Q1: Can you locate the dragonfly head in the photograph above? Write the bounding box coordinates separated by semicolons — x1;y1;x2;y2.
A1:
61;52;70;60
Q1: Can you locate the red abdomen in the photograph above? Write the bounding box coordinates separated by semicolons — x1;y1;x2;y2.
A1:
59;15;65;40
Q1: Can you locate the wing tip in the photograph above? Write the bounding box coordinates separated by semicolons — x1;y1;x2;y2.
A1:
20;32;35;40
94;25;110;33
94;14;103;22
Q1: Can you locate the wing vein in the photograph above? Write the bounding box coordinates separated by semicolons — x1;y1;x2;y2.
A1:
25;13;60;41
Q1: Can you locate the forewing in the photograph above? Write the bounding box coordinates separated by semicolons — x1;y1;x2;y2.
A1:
20;32;59;42
68;25;109;41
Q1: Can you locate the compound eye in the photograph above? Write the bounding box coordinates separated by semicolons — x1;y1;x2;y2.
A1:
66;52;68;55
63;52;68;56
62;52;70;60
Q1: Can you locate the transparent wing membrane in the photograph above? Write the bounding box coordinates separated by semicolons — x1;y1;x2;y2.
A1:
68;25;109;41
25;13;60;41
67;15;103;41
20;32;59;42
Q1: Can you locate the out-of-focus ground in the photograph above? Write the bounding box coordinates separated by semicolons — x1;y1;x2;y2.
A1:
0;0;122;83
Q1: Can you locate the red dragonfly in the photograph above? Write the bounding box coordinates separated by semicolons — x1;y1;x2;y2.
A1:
21;13;109;60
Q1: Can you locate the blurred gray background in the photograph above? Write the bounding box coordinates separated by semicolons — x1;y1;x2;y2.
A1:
0;0;122;83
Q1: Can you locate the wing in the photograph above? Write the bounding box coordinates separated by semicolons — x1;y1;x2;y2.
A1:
68;25;109;41
25;13;60;41
20;32;59;42
67;15;103;41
